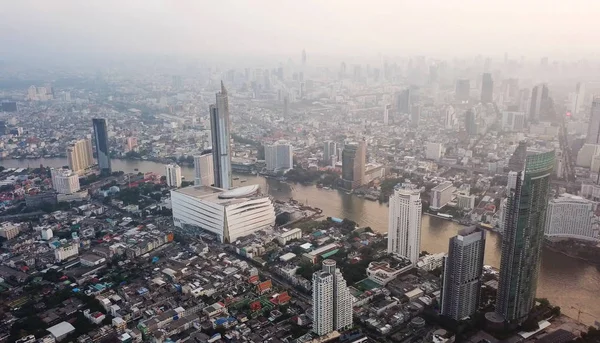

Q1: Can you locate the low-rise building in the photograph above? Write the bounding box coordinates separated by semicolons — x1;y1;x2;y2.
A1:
0;222;20;240
276;228;302;245
54;243;79;262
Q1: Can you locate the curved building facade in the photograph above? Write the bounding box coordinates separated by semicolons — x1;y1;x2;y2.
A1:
171;185;275;242
544;194;598;241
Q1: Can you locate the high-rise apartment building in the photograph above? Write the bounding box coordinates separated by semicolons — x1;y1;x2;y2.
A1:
312;260;353;336
92;119;112;176
481;73;494;103
441;226;486;320
50;168;81;194
410;105;421;128
265;141;293;172
586;98;600;145
496;149;554;324
465;109;478;136
431;181;456;210
66;139;94;175
383;103;391;125
529;84;549;122
210;82;232;190
396;88;411;114
124;137;137;152
323;141;338;166
165;164;182;188
194;153;214;186
341;140;366;190
444;105;456;130
387;184;422;265
455;79;470;102
425;142;444;161
544;194;597;242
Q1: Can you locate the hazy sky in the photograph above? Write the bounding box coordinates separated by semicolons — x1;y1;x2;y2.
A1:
1;0;599;62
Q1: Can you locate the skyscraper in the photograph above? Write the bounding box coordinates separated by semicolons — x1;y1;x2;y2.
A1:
283;95;290;117
67;139;94;175
341;140;366;190
383;103;391;125
444;105;456;130
496;149;555;324
455;79;470;102
441;226;486;320
481;73;494;103
312;260;353;336
396;88;411;114
529;84;549;121
165;164;182;188
410;105;421;128
50;168;81;195
387;184;422;265
585;98;600;145
265;141;293;172
323;141;337;166
210;81;232;190
92;119;112;176
194;152;214;186
465;109;478;136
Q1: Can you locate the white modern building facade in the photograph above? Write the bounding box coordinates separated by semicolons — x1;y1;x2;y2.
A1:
388;184;422;265
210;82;233;190
431;182;456;210
55;243;79;262
544;194;598;241
312;260;353;336
265;141;293;173
165;164;182;188
50;168;80;194
426;142;444;160
441;226;486;320
171;185;275;243
323;141;337;166
194;153;214;186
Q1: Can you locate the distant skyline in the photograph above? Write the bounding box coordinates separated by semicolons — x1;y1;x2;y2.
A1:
1;0;600;65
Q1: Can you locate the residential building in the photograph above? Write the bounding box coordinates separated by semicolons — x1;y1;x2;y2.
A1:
396;88;411;114
570;82;586;115
388;184;422;265
312;260;353;336
496;149;554;324
581;182;600;201
529;84;549;121
465;109;478;136
441;226;486;320
455;79;470;102
93;118;112;176
50;168;80;194
0;222;20;240
586;98;600;145
431;182;456;210
481;73;493;103
194;153;214;186
210;82;233;190
341;140;366;190
544;194;598;241
171;185;275;242
502;111;526;132
164;164;182;188
66;139;94;175
55;243;79;262
576;143;600;167
425;142;443;160
456;192;476;210
444;105;456;130
383;103;391;125
265;141;293;172
323;141;337;166
124;137;137;152
276;228;302;245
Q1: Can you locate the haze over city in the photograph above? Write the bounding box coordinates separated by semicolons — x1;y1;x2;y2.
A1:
1;2;600;343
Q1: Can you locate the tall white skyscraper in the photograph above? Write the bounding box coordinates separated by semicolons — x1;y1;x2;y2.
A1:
194;153;214;186
312;260;353;336
66;138;94;175
586;98;600;145
50;168;81;194
383;103;391;125
444;105;456;130
265;141;293;172
165;164;182;188
441;226;486;320
570;82;586;115
210;82;232;189
323;141;337;166
387;184;422;265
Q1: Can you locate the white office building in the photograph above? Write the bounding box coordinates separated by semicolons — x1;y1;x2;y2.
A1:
265;141;293;172
171;185;275;243
50;168;80;194
444;105;457;130
426;142;444;161
312;260;353;336
194;153;214;186
431;182;456;210
55;243;79;262
544;194;598;241
323;141;338;166
165;164;182;188
456;193;476;210
576;143;600;167
383;103;391;125
502;111;526;132
388;184;422;265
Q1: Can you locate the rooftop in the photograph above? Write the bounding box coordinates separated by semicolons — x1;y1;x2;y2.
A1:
172;184;263;205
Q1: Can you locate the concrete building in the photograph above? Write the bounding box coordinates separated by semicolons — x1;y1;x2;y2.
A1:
496;150;554;324
431;182;456;210
55;243;79;262
124;137;137;152
426;142;443;161
323;141;337;166
529;84;549;121
50;168;80;194
456;192;476;210
544;194;598;241
383;103;391;125
171;185;275;243
581;182;600;201
66;139;94;175
0;222;20;240
465;109;478;136
502;111;526;132
586;98;600;145
312;260;353;336
210;82;233;190
388;184;422;265
265;141;293;172
576;143;600;167
396;88;411;114
194;153;214;186
441;226;486;320
341;140;366;190
92;118;112;176
41;228;53;240
444;105;457;130
165;164;182;188
276;228;302;245
481;73;494;103
455;79;470;102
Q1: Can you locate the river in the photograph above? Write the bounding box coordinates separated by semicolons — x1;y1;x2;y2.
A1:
2;158;599;324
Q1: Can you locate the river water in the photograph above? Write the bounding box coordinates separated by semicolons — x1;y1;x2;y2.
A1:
2;158;599;324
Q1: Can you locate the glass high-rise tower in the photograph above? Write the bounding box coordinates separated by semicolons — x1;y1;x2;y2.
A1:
210;82;232;190
495;149;554;323
92;118;111;176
